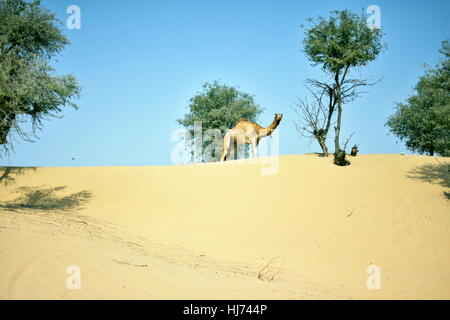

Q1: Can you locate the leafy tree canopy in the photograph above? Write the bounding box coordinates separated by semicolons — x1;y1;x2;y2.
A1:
0;0;80;152
178;81;263;133
386;40;450;156
303;9;384;74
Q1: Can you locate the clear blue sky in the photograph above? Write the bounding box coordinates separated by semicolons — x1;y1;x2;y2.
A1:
2;0;449;167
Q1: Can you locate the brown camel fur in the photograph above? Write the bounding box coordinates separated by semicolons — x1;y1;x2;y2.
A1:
220;113;283;161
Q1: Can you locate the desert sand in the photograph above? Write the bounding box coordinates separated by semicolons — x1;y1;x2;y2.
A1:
0;154;449;299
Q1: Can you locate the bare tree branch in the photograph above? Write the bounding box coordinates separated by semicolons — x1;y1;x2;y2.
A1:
292;80;339;156
343;132;356;151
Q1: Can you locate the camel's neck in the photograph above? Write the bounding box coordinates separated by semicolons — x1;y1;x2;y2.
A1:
258;118;280;137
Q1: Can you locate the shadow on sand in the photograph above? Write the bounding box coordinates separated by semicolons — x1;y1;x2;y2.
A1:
0;185;92;212
0;167;37;185
408;160;450;200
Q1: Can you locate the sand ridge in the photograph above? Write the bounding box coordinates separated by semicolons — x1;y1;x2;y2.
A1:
0;154;449;299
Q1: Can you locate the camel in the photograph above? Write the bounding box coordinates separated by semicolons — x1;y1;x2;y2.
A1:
220;113;283;161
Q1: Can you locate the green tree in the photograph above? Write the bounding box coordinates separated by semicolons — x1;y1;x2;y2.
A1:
386;41;450;156
303;9;384;164
0;0;80;153
177;81;263;162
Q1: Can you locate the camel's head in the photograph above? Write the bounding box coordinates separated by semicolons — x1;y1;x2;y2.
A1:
274;113;283;122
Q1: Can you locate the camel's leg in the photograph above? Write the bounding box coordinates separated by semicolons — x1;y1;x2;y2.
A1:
220;134;230;162
221;133;236;161
229;141;237;160
225;137;237;160
251;138;258;158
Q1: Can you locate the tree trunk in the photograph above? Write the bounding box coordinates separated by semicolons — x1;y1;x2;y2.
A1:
0;112;9;145
332;72;348;166
334;105;342;153
317;137;329;157
334;73;342;154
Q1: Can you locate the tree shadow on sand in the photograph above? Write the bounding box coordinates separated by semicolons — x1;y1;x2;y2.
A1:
0;167;37;185
407;160;450;200
0;186;92;212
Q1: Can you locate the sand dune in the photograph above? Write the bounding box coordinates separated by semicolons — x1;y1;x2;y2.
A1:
0;154;449;299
